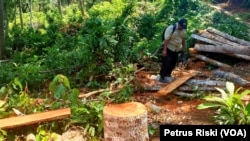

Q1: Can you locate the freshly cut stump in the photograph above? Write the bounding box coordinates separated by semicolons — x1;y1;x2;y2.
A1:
103;102;149;141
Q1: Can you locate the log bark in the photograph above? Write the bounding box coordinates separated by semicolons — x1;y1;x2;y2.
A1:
191;34;221;46
193;44;250;61
177;85;224;91
200;30;240;47
206;27;250;46
194;43;250;55
190;53;231;68
103;102;149;141
173;91;200;98
192;34;250;55
226;53;250;61
212;70;250;86
186;79;226;86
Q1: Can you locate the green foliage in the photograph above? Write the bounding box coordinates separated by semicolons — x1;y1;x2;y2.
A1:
35;124;62;141
0;77;43;118
197;81;250;125
113;84;134;103
0;129;7;141
70;99;105;137
135;14;157;40
49;74;79;109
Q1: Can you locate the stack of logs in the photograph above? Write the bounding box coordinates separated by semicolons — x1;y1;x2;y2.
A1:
189;27;250;68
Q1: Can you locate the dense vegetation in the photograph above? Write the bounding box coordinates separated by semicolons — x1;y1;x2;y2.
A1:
0;0;250;140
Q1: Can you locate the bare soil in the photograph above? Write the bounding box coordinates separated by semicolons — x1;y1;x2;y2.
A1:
133;58;250;140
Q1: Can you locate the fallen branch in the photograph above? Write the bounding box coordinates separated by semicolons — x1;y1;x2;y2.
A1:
78;89;107;98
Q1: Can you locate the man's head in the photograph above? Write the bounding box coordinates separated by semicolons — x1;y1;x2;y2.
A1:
178;19;187;30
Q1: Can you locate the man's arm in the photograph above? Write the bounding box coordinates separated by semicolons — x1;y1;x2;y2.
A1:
162;38;170;57
162;26;174;57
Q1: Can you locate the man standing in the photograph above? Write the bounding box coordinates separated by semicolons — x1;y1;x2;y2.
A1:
159;18;187;83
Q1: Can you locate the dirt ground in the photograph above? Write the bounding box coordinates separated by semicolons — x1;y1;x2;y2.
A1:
133;58;250;140
133;58;250;125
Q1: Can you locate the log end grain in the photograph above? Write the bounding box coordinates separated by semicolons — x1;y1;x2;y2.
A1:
103;102;147;117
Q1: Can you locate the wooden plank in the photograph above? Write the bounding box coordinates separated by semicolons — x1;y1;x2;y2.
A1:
0;108;71;129
153;70;198;97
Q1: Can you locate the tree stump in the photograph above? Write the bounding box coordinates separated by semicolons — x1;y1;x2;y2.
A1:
103;102;149;141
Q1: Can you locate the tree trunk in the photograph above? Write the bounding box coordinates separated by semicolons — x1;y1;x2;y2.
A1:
190;53;231;68
57;0;62;16
29;0;33;28
0;0;5;59
206;27;250;46
78;0;84;16
103;102;149;141
18;0;24;29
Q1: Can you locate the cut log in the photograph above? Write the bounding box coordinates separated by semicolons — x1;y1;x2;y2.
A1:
186;79;226;86
173;91;201;98
177;85;224;91
194;44;228;53
190;53;231;68
103;102;149;141
212;70;250;87
0;108;71;129
191;34;250;55
200;30;240;47
189;48;199;54
194;43;250;56
226;53;250;61
191;34;221;46
153;70;198;97
206;27;250;46
193;44;250;61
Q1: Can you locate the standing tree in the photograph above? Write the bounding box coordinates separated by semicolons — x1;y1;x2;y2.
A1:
0;0;5;59
18;0;24;29
57;0;62;16
29;0;33;28
78;0;84;16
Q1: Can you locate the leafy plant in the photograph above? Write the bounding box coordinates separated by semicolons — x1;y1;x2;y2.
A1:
49;74;79;109
0;129;7;141
70;99;105;138
197;81;250;125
